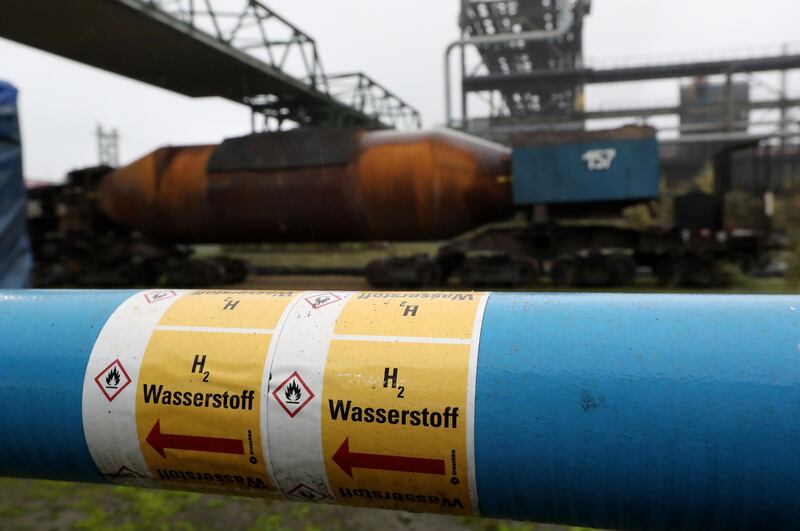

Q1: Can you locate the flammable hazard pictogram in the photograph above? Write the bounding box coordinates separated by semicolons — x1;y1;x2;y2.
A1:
272;371;315;417
144;290;177;303
288;483;329;502
304;292;342;310
95;359;132;401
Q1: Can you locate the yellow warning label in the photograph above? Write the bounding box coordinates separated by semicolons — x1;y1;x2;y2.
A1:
321;293;483;514
160;290;295;328
135;292;294;495
336;292;479;339
88;289;487;510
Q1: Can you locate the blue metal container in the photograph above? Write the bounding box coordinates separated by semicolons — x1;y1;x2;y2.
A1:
511;136;660;205
0;289;798;530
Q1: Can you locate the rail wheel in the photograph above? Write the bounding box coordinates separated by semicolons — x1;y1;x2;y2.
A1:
513;257;540;287
365;255;442;288
607;255;637;286
655;258;683;287
550;258;578;287
457;255;539;288
577;256;612;286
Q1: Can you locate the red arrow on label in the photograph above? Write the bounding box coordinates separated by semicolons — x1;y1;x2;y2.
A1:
332;437;445;478
146;419;244;458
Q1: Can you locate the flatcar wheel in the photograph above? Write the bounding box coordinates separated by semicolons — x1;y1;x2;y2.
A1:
683;257;713;288
416;261;442;288
550;258;578;287
655;259;682;287
457;262;479;288
607;255;637;286
513;258;540;287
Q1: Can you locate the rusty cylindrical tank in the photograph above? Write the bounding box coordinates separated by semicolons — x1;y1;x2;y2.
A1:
97;128;512;243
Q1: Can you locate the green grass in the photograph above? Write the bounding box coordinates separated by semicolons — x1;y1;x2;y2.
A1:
0;478;582;531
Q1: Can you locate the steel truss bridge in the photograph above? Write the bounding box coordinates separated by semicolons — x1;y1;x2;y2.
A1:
0;0;421;130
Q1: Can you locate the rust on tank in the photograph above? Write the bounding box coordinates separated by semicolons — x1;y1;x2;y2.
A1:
97;128;512;243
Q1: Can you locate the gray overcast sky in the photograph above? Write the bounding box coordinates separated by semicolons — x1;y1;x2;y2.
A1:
1;0;799;181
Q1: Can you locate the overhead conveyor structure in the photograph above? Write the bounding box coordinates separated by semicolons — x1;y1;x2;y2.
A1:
0;0;421;129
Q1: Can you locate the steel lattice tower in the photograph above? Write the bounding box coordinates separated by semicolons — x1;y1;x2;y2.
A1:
460;0;590;121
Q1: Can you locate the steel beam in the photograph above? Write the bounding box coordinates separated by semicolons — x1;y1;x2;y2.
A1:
463;53;800;92
581;97;800;121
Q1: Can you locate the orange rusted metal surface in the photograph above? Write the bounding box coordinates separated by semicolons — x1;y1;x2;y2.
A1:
97;129;512;243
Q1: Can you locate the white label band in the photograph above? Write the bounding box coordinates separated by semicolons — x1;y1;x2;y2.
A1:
82;290;487;514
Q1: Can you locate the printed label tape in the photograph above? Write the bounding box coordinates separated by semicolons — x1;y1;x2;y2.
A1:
82;289;487;513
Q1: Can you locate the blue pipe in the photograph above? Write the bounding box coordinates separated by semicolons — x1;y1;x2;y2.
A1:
0;290;136;480
0;290;798;530
476;293;800;529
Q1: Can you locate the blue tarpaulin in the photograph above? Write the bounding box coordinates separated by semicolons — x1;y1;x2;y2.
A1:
0;81;32;288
